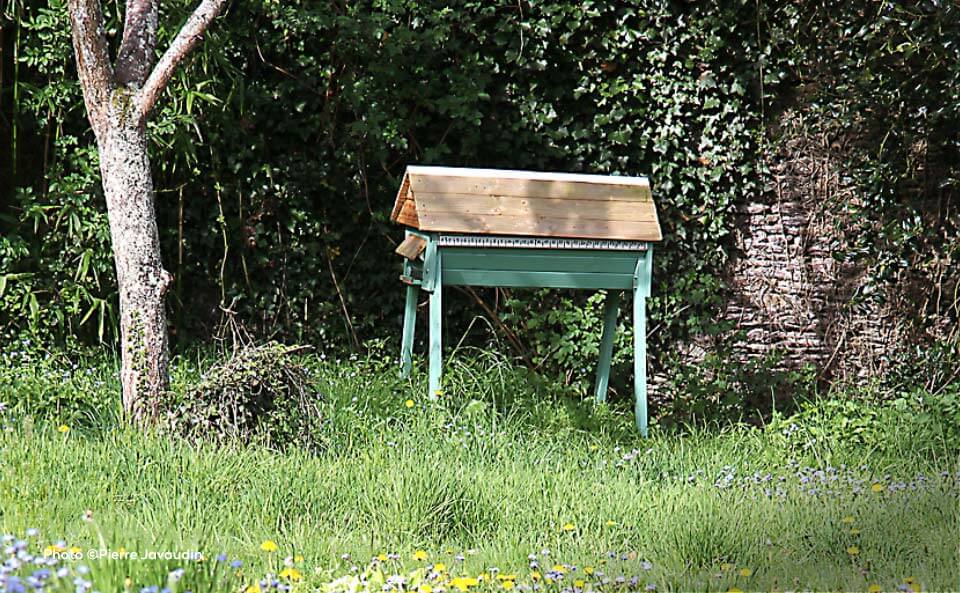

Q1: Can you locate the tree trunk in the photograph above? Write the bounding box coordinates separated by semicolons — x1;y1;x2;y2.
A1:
98;94;172;423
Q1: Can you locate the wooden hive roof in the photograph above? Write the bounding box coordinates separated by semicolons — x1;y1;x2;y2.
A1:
390;166;662;241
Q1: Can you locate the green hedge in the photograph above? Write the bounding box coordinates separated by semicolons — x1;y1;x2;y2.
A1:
1;0;957;408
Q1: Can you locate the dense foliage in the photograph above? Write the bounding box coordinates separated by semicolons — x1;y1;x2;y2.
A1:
1;0;957;412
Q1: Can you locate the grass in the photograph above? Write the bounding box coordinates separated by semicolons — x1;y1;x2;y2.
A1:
0;344;958;593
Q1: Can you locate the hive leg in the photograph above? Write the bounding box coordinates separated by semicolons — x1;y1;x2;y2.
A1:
428;255;443;398
633;248;653;437
594;290;621;404
400;284;418;378
633;285;648;437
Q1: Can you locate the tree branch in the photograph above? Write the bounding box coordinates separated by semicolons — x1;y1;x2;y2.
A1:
135;0;228;121
116;0;159;87
67;0;115;135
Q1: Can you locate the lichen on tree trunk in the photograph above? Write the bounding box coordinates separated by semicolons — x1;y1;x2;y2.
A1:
98;92;172;423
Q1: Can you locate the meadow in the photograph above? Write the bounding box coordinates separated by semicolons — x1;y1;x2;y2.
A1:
1;346;957;593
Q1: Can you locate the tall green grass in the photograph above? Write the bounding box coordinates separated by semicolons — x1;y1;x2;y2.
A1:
0;348;957;592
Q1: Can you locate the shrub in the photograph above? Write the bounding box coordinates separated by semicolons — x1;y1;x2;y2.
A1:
163;341;325;449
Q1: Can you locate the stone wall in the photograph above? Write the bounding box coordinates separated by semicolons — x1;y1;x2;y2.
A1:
722;112;906;383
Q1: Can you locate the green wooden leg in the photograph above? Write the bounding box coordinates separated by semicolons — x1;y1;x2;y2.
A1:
633;285;648;437
633;248;653;437
400;284;418;378
594;290;621;403
428;257;443;398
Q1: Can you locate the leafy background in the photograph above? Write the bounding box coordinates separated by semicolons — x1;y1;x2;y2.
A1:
1;0;957;419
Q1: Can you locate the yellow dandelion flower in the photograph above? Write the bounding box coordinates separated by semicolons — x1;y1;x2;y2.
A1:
450;577;479;591
850;528;861;536
905;576;917;584
279;567;303;582
497;575;517;582
605;520;617;527
728;588;744;593
574;580;586;588
841;515;854;524
871;483;884;493
414;550;429;561
376;553;388;562
419;586;433;593
117;547;128;558
562;523;576;532
246;584;261;593
43;544;65;556
433;563;447;573
738;568;752;578
846;546;860;556
260;540;279;553
124;577;133;590
405;399;415;408
867;585;882;593
553;565;567;573
502;581;515;590
69;546;82;555
434;390;444;398
720;563;733;572
57;424;70;434
583;567;594;576
530;572;542;582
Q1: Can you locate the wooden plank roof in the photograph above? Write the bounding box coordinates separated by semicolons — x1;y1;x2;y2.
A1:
390;166;662;241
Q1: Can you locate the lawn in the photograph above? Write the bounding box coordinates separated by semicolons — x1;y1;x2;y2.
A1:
0;348;957;593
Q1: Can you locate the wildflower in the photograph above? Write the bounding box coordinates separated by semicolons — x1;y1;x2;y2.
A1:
413;550;429;561
583;567;594;576
294;555;304;563
841;516;854;524
376;553;388;562
82;510;94;522
728;589;743;593
552;565;567;573
69;546;83;555
433;563;447;573
434;390;443;398
604;520;617;527
450;577;479;591
561;523;575;533
738;568;752;578
231;560;243;569
246;584;261;593
867;586;881;593
574;580;585;589
57;425;70;434
846;546;860;556
503;581;515;590
43;544;65;556
260;540;279;553
871;483;884;493
419;586;433;593
850;528;861;536
530;572;542;582
720;563;733;572
405;400;415;409
279;567;302;582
